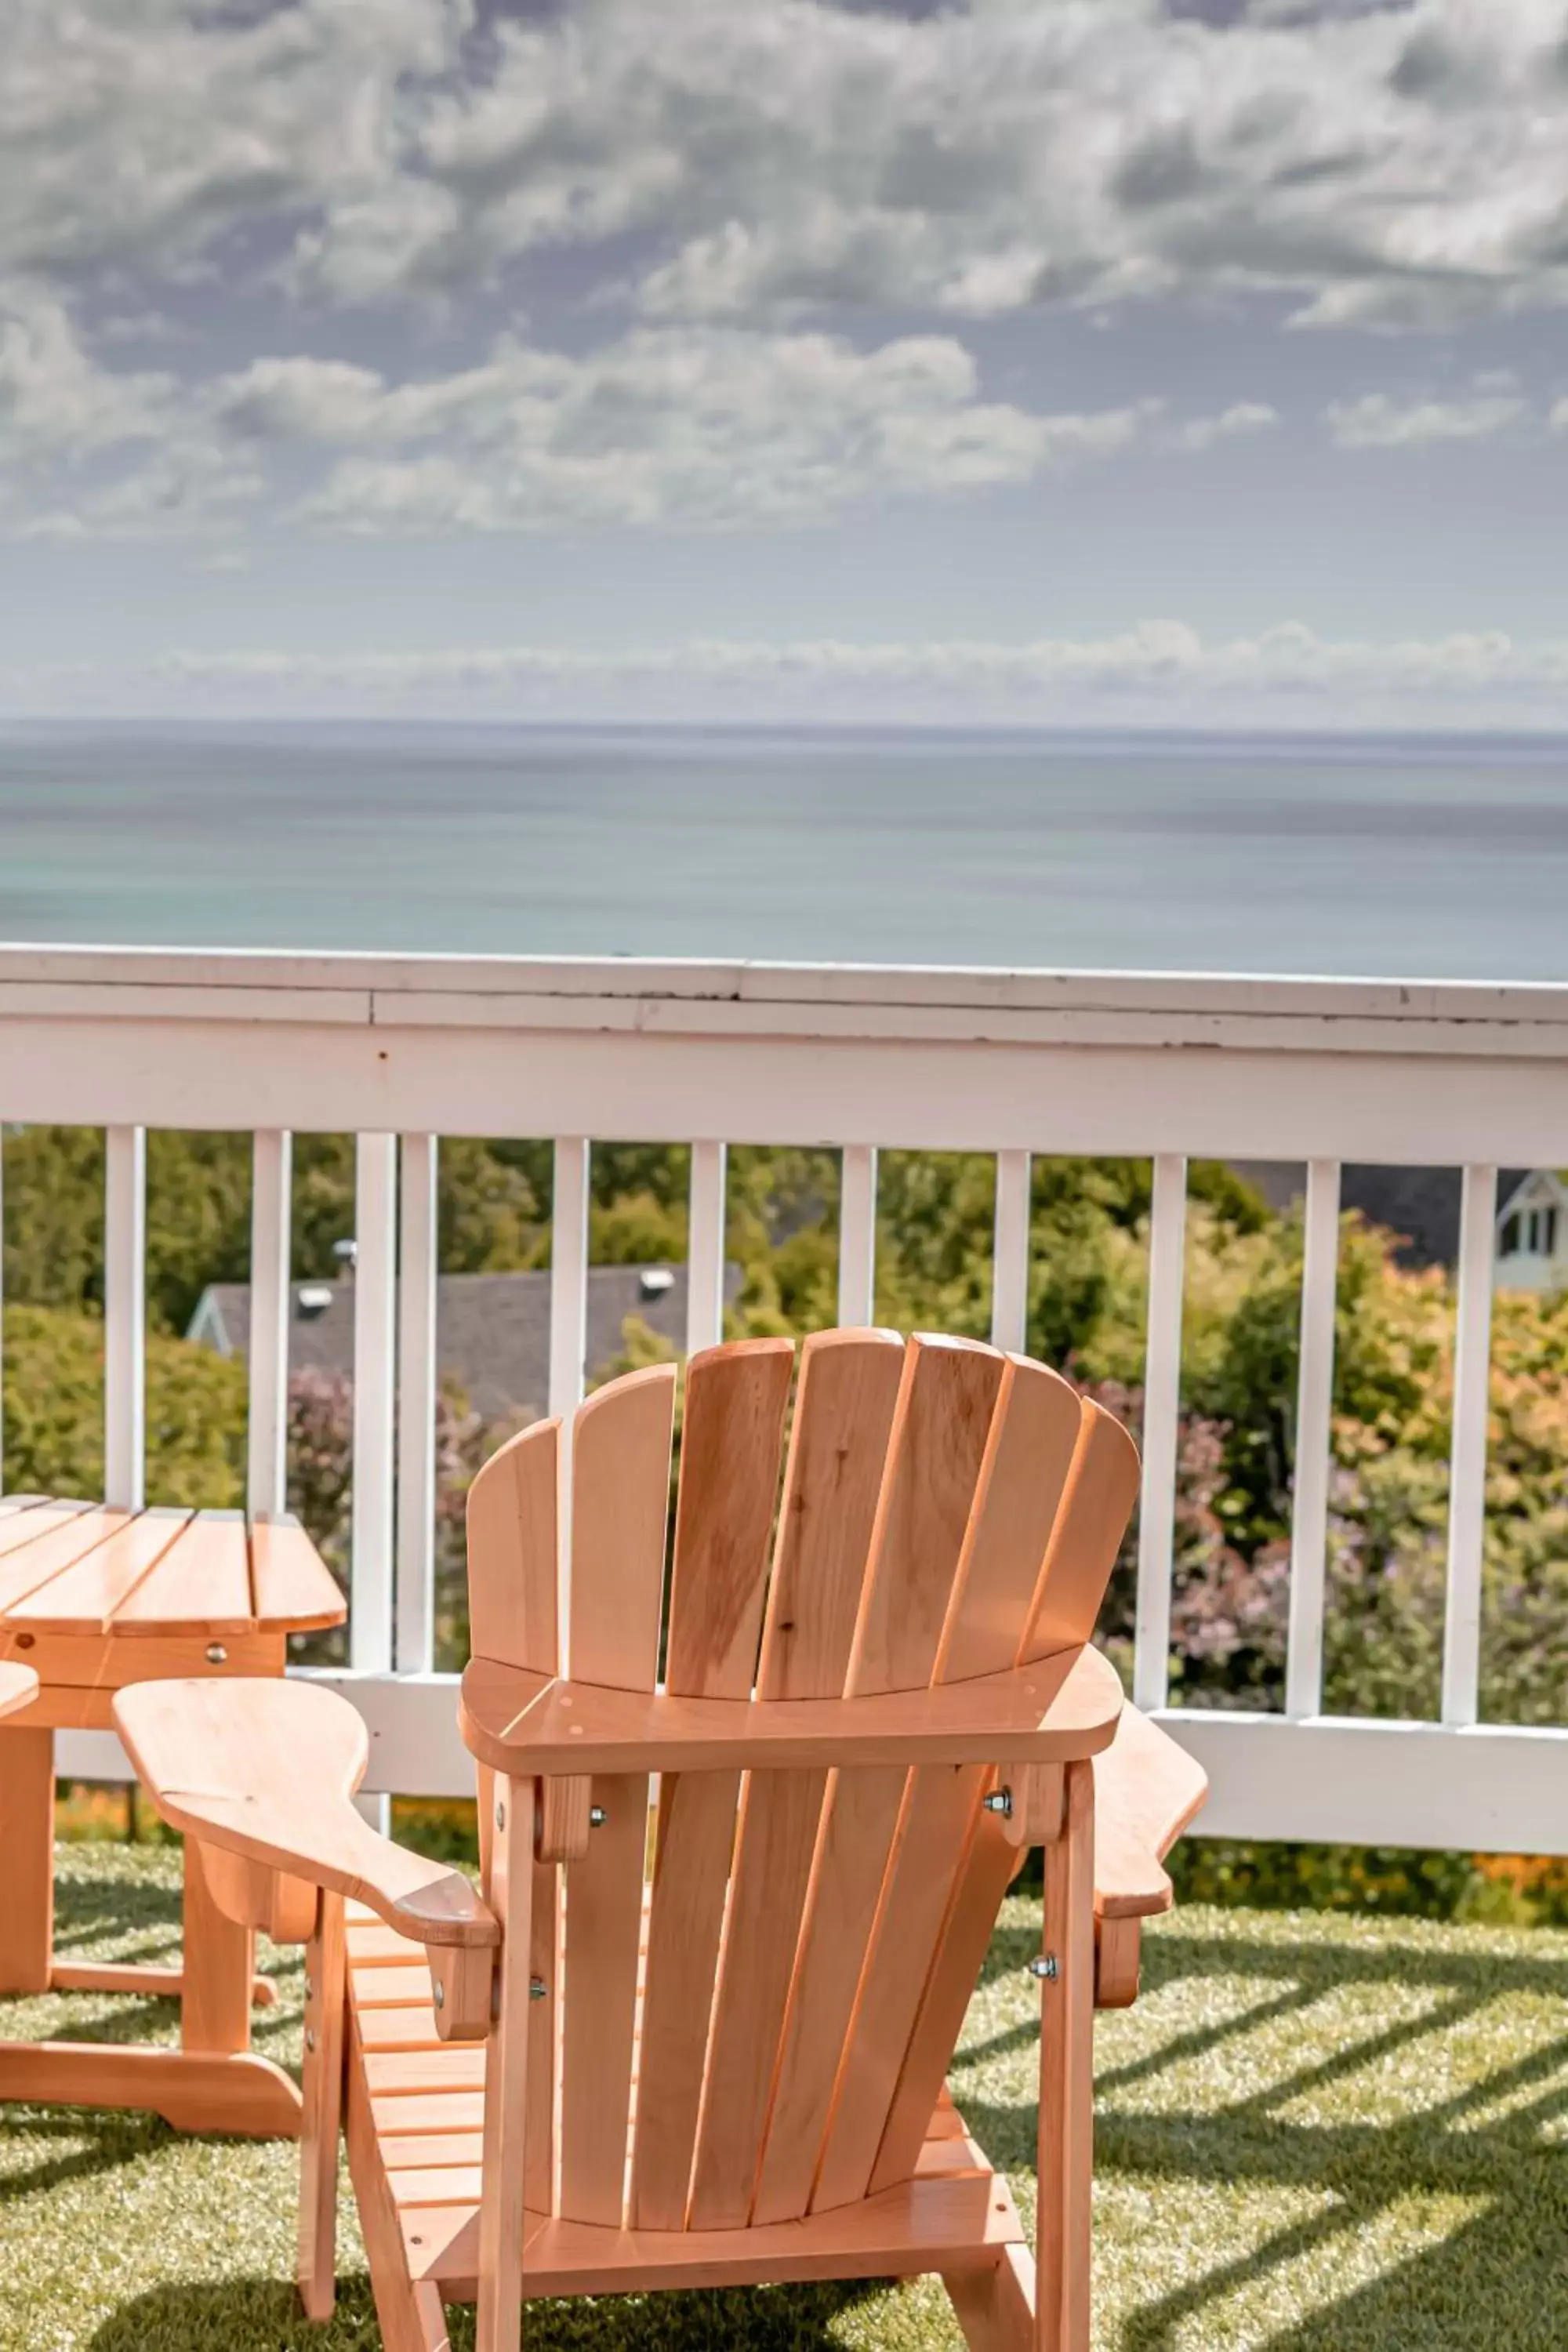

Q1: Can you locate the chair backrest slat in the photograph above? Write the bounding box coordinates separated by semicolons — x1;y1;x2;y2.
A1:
627;1339;793;2230
1022;1399;1145;1661
865;1397;1140;2198
808;1356;1086;2213
844;1337;1008;1700
465;1416;564;2216
688;1329;906;2230
750;1336;1007;2226
557;1366;676;2226
937;1358;1087;1685
465;1418;560;1675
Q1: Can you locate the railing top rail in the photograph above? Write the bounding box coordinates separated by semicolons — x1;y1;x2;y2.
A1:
5;942;1568;1051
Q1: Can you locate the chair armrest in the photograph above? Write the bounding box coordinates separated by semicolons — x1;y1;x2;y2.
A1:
0;1662;38;1722
458;1644;1123;1777
114;1678;497;1951
1092;1703;1209;1922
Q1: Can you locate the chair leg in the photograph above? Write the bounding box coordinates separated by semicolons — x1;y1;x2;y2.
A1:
0;1728;54;1994
1035;1759;1095;2352
477;1773;534;2352
297;1889;347;2321
945;2245;1036;2352
411;2284;453;2350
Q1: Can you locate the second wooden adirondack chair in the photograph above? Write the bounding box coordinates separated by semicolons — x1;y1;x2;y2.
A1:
116;1330;1207;2352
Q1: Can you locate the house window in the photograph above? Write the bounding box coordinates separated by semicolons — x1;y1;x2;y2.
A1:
1516;1205;1561;1256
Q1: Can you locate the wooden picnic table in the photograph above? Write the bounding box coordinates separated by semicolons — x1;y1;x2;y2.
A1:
0;1495;345;2136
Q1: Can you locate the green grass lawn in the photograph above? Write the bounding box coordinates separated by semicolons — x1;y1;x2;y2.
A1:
1;1846;1566;2350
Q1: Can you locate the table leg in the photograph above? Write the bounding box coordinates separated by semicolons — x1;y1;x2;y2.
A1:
182;1835;255;2056
0;1727;54;1994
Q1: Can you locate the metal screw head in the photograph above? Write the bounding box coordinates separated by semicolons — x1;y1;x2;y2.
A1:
982;1788;1013;1817
495;1799;506;1831
589;1805;608;1829
433;1981;445;2013
305;2027;317;2052
205;1642;227;1666
304;1975;314;2006
1029;1954;1059;1982
529;1976;547;2002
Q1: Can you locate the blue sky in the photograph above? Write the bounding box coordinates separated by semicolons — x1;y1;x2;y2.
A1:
3;0;1568;727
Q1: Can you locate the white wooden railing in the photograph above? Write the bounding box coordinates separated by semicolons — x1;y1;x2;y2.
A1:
3;945;1566;1853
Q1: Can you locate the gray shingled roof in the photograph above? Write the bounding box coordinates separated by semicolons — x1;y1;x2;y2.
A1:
1232;1163;1531;1269
187;1265;735;1422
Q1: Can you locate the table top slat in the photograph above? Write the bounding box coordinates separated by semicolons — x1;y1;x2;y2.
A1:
249;1512;347;1632
9;1509;195;1633
0;1498;344;1641
0;1498;92;1560
0;1506;136;1614
108;1512;255;1637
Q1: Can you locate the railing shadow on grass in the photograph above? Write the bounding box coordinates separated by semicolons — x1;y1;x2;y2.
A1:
0;2107;159;2210
88;2278;881;2351
964;1918;1568;2350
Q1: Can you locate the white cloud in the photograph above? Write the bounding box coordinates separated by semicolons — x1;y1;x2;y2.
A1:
0;1;459;286
299;0;1568;334
296;341;1154;531
214;332;1171;534
1325;390;1530;448
2;2;1568;343
10;620;1568;728
1167;401;1279;453
0;278;260;539
1549;397;1568;435
23;441;262;543
0;310;1289;541
0;279;172;463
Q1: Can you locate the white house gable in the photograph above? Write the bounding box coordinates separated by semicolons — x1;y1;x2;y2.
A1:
1494;1170;1568;1294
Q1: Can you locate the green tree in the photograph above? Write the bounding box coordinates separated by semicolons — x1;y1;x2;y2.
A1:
2;1303;247;1508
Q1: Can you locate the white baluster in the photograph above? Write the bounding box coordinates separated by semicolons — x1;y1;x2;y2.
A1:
1443;1163;1497;1728
396;1134;438;1677
351;1133;397;1678
103;1125;146;1511
1134;1154;1188;1713
246;1129;292;1519
837;1145;878;1327
549;1138;590;1422
991;1149;1032;1354
550;1138;590;1681
686;1140;728;1356
1286;1160;1341;1719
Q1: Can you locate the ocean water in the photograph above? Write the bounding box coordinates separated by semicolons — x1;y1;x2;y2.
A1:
2;721;1566;978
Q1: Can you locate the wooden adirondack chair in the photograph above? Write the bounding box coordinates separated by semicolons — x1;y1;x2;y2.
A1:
114;1330;1207;2352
